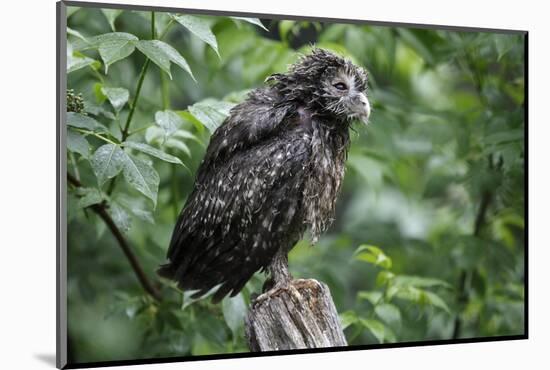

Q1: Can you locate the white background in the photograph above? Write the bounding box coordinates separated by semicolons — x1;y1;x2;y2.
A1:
1;0;546;368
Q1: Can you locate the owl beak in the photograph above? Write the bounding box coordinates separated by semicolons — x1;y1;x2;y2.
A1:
354;93;371;125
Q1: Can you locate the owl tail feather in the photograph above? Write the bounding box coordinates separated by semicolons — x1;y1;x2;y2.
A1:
156;263;176;281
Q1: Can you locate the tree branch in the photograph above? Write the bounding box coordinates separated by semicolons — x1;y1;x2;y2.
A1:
67;173;162;301
452;156;495;339
452;189;492;338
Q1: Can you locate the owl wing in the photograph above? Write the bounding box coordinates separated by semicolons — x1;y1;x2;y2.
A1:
158;99;310;302
196;88;292;184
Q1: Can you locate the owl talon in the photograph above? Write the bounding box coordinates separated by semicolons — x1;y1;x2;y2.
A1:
252;281;292;307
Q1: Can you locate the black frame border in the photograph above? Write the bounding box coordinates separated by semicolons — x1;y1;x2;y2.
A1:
57;1;529;368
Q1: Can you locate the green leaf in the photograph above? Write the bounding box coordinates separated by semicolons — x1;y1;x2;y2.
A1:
121;152;160;206
78;32;138;73
376;271;396;287
494;34;517;61
279;20;296;41
67;27;87;42
67;112;95;130
165;138;191;157
358;291;383;306
353;245;392;269
393;275;452;289
67;6;80;18
95;217;106;239
155;110;183;137
101;9;123;31
66;112;107;132
67;130;90;158
123;141;185;166
100;37;137;73
157;42;196;82
131;208;155;224
243;41;296;83
144;127;193;157
172;14;220;57
109;202;131;233
374;303;402;327
339;310;358;330
422;291;451;314
73;32;130;49
394;286;451;314
232;17;268;31
136;40;170;76
484;129;523;145
77;188;103;208
93;83;107;104
178;111;206;133
84;101;116;121
67;53;98;73
215;23;257;62
145;126;165;144
172;129;202;145
359;318;395;343
188;100;234;133
222;293;247;337
397;29;434;66
162;311;183;331
143;126;194;157
91;143;125;185
67;37;98;73
136;40;195;81
115;195;155;224
101;87;129;112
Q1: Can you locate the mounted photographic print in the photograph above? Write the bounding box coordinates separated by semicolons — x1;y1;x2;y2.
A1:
57;1;527;368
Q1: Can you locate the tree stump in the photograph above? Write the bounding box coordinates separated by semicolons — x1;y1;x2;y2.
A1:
244;278;347;351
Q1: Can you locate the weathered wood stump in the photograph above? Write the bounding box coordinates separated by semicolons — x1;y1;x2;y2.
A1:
244;278;347;351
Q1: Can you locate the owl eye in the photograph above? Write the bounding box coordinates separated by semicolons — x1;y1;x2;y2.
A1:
333;82;348;91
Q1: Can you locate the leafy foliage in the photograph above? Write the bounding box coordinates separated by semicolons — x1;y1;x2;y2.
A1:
342;245;452;343
66;5;525;363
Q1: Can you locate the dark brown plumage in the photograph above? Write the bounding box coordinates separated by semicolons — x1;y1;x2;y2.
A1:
158;48;370;302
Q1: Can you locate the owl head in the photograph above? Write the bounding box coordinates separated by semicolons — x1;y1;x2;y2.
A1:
267;48;371;125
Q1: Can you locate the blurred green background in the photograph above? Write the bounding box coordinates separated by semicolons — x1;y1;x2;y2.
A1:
65;5;525;364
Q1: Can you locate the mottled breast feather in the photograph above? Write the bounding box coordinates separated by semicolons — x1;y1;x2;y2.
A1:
303;118;350;243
